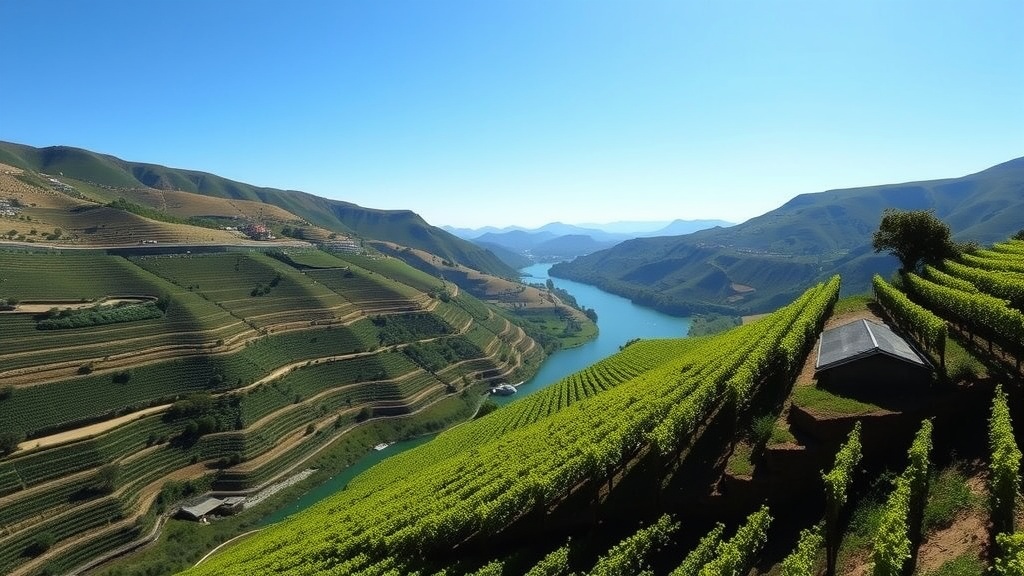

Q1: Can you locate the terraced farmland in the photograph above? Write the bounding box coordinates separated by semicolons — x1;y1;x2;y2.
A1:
0;247;544;576
130;252;357;328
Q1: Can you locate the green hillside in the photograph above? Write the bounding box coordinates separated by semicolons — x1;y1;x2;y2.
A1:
551;157;1024;314
176;231;1023;576
0;247;557;576
0;141;516;278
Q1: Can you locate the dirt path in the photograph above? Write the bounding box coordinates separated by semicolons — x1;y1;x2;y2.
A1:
16;404;170;452
4;296;156;315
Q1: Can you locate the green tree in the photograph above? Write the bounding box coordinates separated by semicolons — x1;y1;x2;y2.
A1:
1014;229;1024;241
872;209;955;272
0;430;23;454
93;463;120;493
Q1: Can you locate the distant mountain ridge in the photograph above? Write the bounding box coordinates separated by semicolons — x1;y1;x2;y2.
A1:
551;156;1024;315
447;219;734;263
0;141;516;278
445;219;733;240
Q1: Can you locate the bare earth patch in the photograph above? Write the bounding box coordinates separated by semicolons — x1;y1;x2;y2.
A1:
915;473;989;574
16;404;171;451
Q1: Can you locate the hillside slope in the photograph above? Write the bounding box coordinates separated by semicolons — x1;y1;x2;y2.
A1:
0;142;515;278
551;157;1024;314
0;247;549;576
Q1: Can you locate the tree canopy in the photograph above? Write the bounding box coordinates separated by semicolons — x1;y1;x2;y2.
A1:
872;209;955;272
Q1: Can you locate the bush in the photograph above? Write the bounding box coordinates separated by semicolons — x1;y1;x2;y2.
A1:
27;532;56;556
0;430;23;454
0;384;12;400
476;400;499;419
93;463;121;493
923;464;975;532
945;353;983;383
36;302;163;330
749;414;776;448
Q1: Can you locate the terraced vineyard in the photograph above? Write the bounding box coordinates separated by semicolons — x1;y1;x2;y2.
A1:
0;246;545;576
184;277;840;575
178;233;1024;576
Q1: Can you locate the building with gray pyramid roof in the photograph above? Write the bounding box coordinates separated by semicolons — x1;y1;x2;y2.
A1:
815;319;932;392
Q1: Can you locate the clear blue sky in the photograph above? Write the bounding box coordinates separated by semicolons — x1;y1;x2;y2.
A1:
2;1;1022;228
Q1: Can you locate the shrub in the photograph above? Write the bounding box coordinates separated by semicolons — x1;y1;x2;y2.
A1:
476;400;499;419
945;353;982;383
750;413;776;448
355;407;371;422
0;430;23;454
923;464;974;532
93;463;120;493
27;532;56;556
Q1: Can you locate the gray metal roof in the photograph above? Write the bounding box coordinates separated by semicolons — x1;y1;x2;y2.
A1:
179;497;224;519
815;319;930;372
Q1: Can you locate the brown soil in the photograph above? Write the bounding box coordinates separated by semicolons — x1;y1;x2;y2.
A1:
5;296;156;315
914;474;989;574
15;404;170;451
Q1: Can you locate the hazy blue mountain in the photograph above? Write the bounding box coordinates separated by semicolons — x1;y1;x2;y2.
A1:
475;229;559;251
474;241;534;269
530;234;621;261
463;219;734;262
551;157;1024;316
647;219;735;236
576;220;673;233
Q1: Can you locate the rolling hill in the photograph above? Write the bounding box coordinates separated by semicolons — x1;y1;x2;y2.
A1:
551;156;1024;315
0;142;516;278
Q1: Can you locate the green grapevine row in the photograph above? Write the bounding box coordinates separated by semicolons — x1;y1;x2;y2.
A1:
903;272;1024;360
962;252;1024;275
823;422;862;576
587;514;677;576
922;264;980;294
991;240;1024;256
871;420;932;576
943;259;1024;311
990;384;1021;535
670;523;725;576
872;275;946;361
525;542;573;576
995;532;1024;576
696;505;772;576
779;525;824;576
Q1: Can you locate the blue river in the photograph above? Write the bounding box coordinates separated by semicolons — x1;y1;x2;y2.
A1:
260;262;691;524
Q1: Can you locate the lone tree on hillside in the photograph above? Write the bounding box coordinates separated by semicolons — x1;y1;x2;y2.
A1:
872;209;956;272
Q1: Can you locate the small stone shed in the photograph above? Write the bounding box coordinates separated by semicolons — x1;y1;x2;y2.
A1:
815;319;932;394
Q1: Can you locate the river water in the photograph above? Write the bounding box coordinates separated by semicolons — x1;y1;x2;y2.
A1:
260;262;691;525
